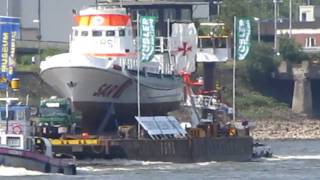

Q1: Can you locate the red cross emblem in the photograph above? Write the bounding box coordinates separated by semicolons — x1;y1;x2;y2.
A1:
178;42;192;56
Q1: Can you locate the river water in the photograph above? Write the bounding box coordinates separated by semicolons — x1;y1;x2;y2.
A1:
1;139;320;180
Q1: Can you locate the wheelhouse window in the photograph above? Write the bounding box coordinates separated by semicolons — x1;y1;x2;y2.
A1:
16;110;25;121
1;110;15;121
81;31;89;37
106;30;115;36
92;30;102;37
7;137;21;147
119;29;125;36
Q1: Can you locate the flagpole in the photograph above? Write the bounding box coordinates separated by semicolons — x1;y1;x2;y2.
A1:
232;16;236;122
6;0;9;16
5;86;9;134
137;13;141;139
167;18;171;70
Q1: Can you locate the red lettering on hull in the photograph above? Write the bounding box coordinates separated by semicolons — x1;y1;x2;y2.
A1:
93;79;132;98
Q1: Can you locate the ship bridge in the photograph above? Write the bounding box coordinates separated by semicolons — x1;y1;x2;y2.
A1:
70;7;135;57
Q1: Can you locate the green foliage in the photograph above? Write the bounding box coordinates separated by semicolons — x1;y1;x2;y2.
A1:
279;36;309;63
309;53;320;62
41;48;67;60
237;91;281;108
311;0;320;5
218;0;306;38
17;54;33;65
198;26;212;36
219;0;251;30
16;48;66;72
16;64;39;72
243;42;277;86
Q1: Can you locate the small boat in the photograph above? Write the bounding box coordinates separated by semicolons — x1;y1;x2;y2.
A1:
0;102;77;175
252;142;273;158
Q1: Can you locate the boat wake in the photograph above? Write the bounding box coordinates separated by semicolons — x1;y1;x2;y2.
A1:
77;159;217;174
0;165;44;176
265;155;320;161
77;159;173;173
78;158;172;167
196;161;217;166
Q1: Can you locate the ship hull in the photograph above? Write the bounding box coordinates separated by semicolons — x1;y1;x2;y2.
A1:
0;147;76;175
40;66;183;131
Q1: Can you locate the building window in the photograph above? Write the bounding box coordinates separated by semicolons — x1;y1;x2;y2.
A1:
164;8;176;21
306;37;316;47
106;30;115;36
92;30;102;37
147;9;159;19
302;13;307;22
181;9;191;21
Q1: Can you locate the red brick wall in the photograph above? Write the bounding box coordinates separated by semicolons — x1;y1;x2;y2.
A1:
292;34;320;47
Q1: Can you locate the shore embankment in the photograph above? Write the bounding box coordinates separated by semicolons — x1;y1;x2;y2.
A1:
252;118;320;140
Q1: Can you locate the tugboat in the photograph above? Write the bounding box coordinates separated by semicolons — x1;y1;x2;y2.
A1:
0;99;77;175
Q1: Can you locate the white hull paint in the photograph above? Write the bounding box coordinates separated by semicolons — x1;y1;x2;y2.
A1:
40;66;183;104
40;54;183;130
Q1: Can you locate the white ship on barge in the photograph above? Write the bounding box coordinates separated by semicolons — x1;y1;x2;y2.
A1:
40;6;197;131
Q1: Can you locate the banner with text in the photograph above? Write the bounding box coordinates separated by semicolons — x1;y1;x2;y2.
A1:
236;18;251;60
139;16;156;62
0;16;20;89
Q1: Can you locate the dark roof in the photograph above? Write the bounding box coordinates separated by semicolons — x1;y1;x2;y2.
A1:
260;19;320;35
98;0;208;6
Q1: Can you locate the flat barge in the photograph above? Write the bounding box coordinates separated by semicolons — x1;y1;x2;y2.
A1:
50;121;253;163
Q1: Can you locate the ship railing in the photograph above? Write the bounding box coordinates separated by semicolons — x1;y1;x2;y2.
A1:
134;36;169;53
155;37;169;53
117;55;174;75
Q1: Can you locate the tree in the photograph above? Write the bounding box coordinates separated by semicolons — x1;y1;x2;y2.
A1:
279;36;309;63
243;42;277;87
218;0;306;35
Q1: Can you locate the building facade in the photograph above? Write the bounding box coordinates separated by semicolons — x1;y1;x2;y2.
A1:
0;0;210;43
261;5;320;53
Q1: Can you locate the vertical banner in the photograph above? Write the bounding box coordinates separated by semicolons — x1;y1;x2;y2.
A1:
0;16;20;89
171;23;197;73
236;18;251;60
139;16;156;62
